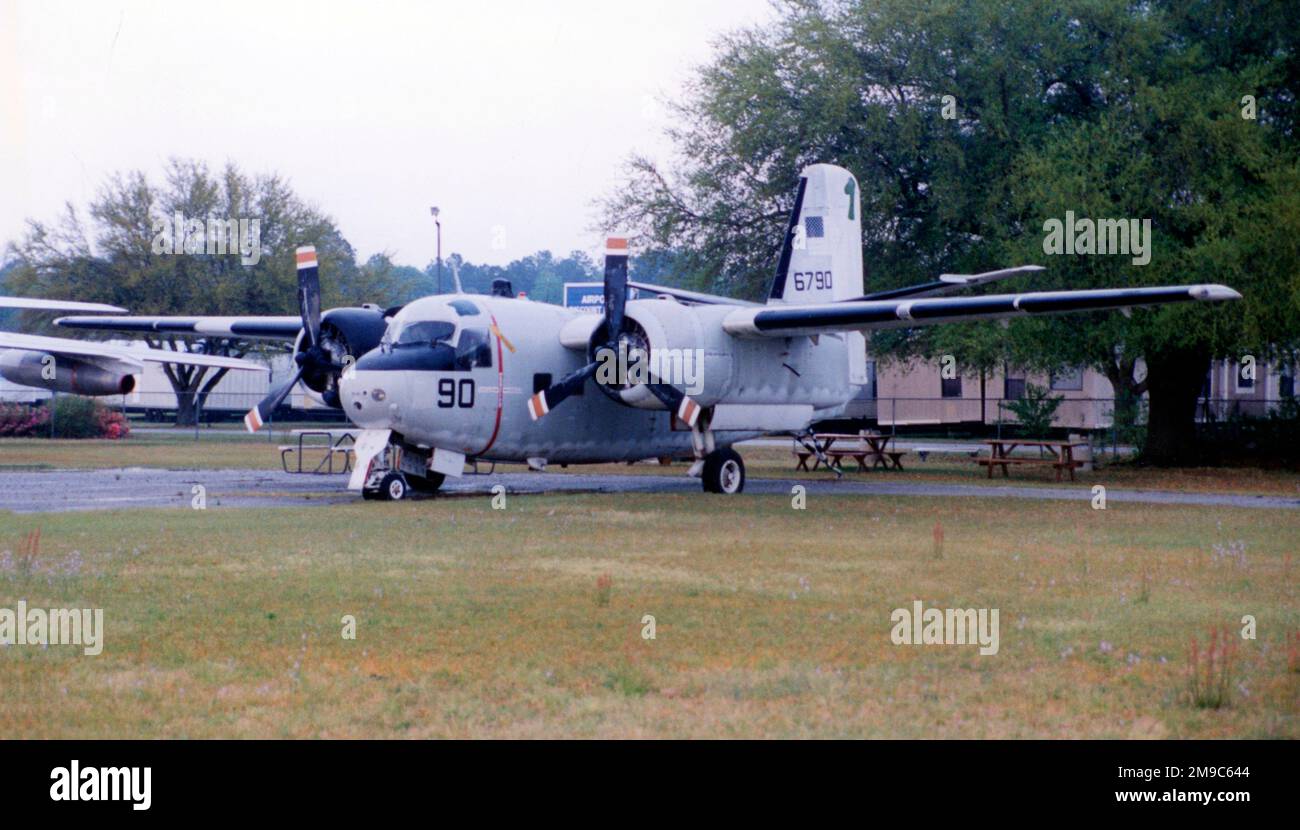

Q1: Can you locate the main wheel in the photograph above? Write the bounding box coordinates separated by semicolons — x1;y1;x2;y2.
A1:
378;472;408;501
702;448;745;494
408;471;446;494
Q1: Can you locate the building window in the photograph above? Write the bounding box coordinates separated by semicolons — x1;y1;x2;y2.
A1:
1050;366;1083;391
1281;367;1295;398
1234;361;1254;392
941;376;962;398
1003;363;1025;399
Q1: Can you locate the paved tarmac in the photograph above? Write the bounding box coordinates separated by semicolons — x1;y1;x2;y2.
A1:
0;466;1296;513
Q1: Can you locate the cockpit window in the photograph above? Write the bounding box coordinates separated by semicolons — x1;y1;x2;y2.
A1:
449;300;481;317
455;328;493;369
394;320;456;348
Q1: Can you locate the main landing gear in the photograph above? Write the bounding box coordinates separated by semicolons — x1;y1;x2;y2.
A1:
687;407;745;494
701;447;745;494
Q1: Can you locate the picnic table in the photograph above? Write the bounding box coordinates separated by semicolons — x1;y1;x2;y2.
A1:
977;439;1088;481
281;429;358;474
793;431;907;472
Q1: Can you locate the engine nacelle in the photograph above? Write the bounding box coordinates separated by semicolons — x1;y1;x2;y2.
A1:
0;351;136;396
294;306;390;407
563;297;852;416
598;299;735;409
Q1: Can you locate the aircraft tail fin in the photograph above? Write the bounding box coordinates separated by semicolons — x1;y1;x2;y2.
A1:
767;164;864;306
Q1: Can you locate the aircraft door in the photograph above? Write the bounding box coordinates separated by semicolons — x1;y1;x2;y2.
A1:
450;325;499;453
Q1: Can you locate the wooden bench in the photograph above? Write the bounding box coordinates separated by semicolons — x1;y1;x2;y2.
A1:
825;449;871;471
976;456;1084;481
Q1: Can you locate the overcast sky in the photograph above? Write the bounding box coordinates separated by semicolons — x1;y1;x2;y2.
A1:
1;0;775;268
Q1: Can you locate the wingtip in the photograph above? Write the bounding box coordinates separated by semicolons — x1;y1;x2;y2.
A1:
1192;284;1243;301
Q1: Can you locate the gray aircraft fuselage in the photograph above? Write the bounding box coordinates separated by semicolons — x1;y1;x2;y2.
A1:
338;293;855;463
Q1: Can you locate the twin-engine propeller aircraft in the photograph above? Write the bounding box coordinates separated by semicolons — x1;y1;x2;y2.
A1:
0;297;267;395
56;164;1241;498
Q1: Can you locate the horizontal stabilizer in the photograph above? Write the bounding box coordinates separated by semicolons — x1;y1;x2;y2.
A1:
627;281;762;307
850;266;1045;302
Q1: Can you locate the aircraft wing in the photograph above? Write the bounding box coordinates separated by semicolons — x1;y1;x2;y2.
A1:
1;297;127;313
54;315;302;341
0;331;270;374
722;284;1242;338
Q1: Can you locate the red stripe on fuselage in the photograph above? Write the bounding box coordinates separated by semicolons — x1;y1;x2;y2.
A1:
472;312;506;457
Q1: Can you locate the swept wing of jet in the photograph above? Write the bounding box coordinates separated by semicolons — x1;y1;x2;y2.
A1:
52;315;302;340
1;296;268;395
0;297;127;313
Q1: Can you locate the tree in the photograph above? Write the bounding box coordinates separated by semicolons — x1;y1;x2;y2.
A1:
6;158;354;424
603;0;1300;464
430;250;600;301
1001;382;1065;437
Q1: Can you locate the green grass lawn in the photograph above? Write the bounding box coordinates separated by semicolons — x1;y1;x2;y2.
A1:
1;493;1295;738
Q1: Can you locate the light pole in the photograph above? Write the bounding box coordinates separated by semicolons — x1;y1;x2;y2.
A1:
430;206;442;294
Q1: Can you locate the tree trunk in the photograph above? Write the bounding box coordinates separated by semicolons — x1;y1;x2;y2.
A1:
175;389;198;426
1142;346;1211;466
979;369;986;427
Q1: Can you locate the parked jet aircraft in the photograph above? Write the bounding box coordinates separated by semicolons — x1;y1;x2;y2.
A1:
0;297;267;395
56;164;1241;497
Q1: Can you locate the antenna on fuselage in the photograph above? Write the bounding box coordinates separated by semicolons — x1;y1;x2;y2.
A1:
449;260;464;294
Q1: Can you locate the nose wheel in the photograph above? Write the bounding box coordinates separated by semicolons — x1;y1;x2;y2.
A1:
363;471;409;501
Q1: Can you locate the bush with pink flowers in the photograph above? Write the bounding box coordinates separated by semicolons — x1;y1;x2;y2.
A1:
0;399;130;439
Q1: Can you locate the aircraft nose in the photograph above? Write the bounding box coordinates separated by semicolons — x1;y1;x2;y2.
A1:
339;353;397;429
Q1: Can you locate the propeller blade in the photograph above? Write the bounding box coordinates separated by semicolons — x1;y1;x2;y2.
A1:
527;362;598;421
644;382;702;428
243;365;305;432
296;245;321;347
603;237;629;341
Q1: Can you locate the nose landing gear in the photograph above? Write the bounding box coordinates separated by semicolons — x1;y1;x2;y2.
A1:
363;471;409;501
357;439;445;500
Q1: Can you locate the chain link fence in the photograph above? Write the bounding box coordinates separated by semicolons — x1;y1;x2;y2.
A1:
6;390;1295;449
